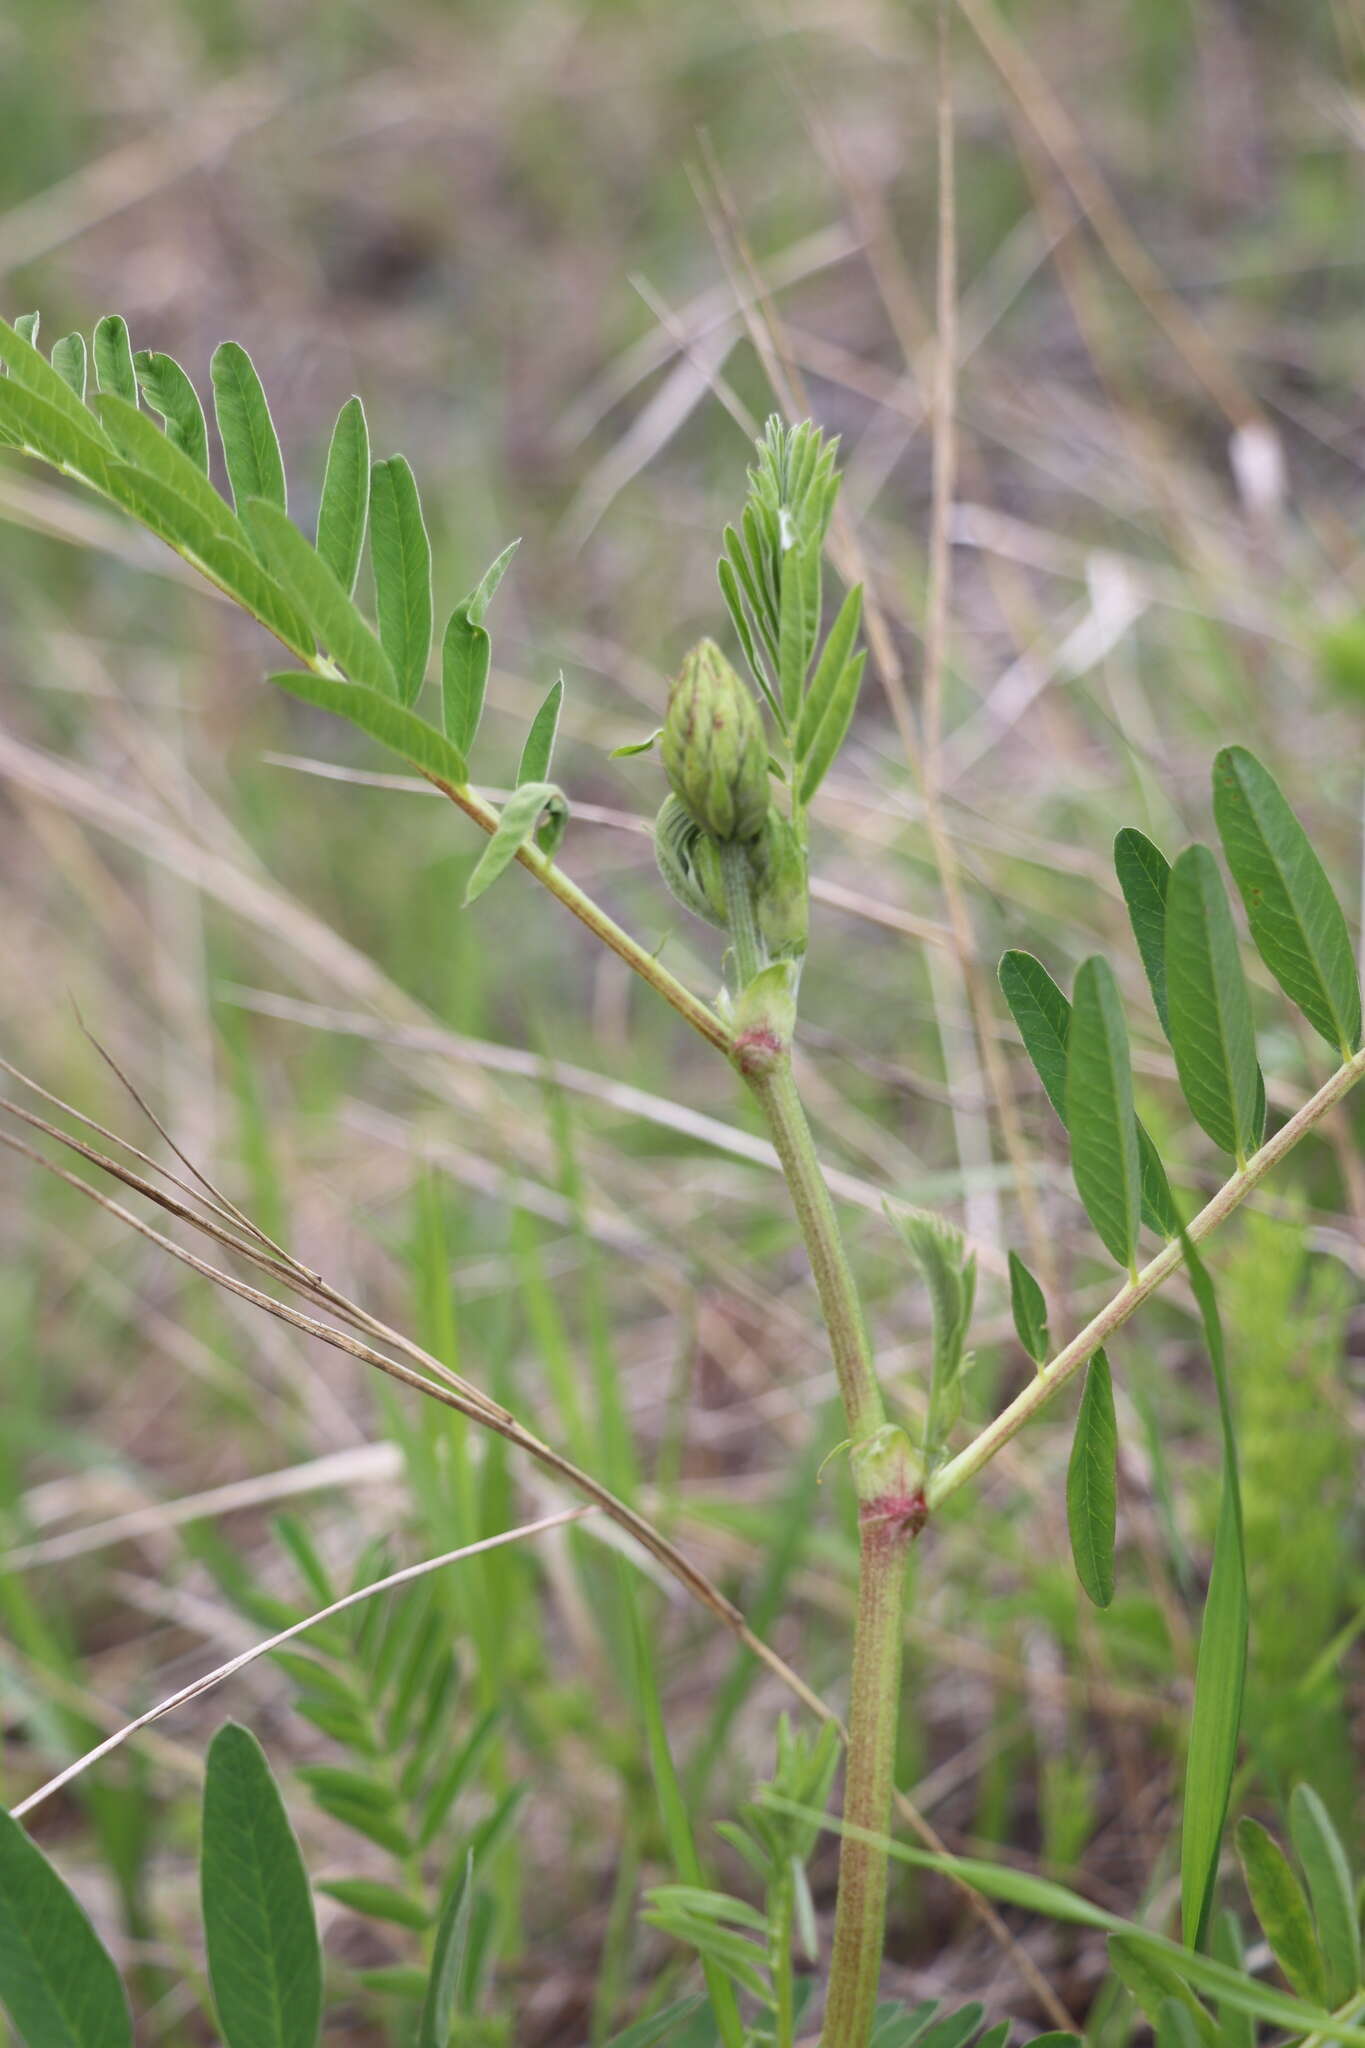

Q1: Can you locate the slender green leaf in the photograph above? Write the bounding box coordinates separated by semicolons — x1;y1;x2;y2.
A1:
0;315;114;448
92;315;137;406
133;350;209;472
211;339;287;512
50;333;87;401
604;1997;708;2048
797;650;865;806
916;2003;986;2048
1115;827;1172;1033
463;781;566;905
463;537;519;624
315;395;369;595
370;454;432;707
1066;957;1141;1270
1289;1784;1360;2003
1067;1349;1117;1607
1108;1937;1216;2046
13;312;39;344
441;608;490;757
517;674;563;785
418;1857;474;2048
1008;1249;1049;1366
777;539;809;723
794;582;862;758
0;1809;132;2048
1213;746;1361;1056
270;671;468;785
1158;1996;1212;2048
1165;845;1261;1161
107;465;309;653
243;497;397;695
201;1723;322;2048
95;392;239;547
1235;1819;1326;2004
316;1880;430;1931
1210;1911;1255;2048
0;376;114;491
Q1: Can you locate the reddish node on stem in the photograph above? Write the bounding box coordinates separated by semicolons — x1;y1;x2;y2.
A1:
732;1026;788;1077
859;1489;929;1542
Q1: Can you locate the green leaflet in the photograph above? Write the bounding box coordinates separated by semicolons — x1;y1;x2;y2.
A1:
1213;746;1362;1057
1007;1249;1049;1366
1115;826;1172;1033
778;537;810;724
1289;1784;1360;2004
893;1207;976;1456
92;314;137;406
417;1859;475;2048
13;311;38;344
50;332;87;401
463;780;568;905
0;1810;132;2048
1234;1819;1327;2005
315;394;369;595
133;349;210;472
211;339;287;513
201;1724;322;2048
442;607;490;757
270;672;468;787
463;537;520;624
794;582;863;758
316;1879;430;1931
94;392;240;548
370;454;433;707
107;464;309;654
244;498;397;695
1066;957;1141;1272
1165;845;1261;1162
1179;1231;1247;1953
517;674;564;785
0;375;114;492
1210;1911;1256;2048
1107;1937;1216;2046
797;649;865;807
0;315;115;452
604;1998;709;2048
1066;1349;1117;1607
1000;949;1179;1239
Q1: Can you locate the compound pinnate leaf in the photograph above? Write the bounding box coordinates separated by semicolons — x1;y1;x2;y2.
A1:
1165;844;1261;1161
370;454;432;707
315;395;369;595
464;781;567;905
1235;1818;1327;2006
133;349;209;473
1067;1350;1117;1607
1289;1784;1360;2003
1007;1250;1049;1366
1213;746;1361;1057
211;340;287;513
1066;957;1141;1271
50;332;87;401
0;1810;132;2048
270;672;467;787
92;315;137;406
201;1723;322;2048
1115;827;1172;1033
517;674;564;785
244;498;397;695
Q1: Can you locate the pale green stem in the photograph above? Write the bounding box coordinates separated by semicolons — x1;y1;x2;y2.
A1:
719;836;766;989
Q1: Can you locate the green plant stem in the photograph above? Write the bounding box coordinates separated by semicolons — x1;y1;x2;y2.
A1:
821;1511;912;2048
719;836;766;988
928;1041;1365;1509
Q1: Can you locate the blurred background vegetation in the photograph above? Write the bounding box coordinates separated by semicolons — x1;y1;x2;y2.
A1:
0;0;1361;2040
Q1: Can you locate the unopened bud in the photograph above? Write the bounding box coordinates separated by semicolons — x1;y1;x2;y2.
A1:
653;794;728;929
662;640;769;844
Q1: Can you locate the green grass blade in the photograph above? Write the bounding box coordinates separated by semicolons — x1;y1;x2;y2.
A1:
463;781;566;904
1213;746;1361;1057
50;332;87;401
1234;1819;1327;2004
270;671;468;786
0;1810;132;2048
517;674;564;784
92;315;137;406
314;394;369;594
1289;1784;1360;2003
370;454;433;707
211;339;287;512
244;497;397;694
1066;1349;1117;1606
1007;1249;1049;1366
1165;845;1262;1162
1115;827;1172;1033
133;349;209;472
201;1723;322;2048
1066;957;1141;1271
107;464;309;653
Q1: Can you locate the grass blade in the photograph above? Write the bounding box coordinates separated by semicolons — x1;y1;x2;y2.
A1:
201;1723;322;2048
270;671;467;786
1165;845;1261;1162
0;1810;132;2048
92;315;137;406
370;454;433;707
1234;1819;1326;2004
1115;827;1172;1033
517;674;564;785
243;497;397;695
315;394;369;595
1289;1784;1360;2003
1212;746;1361;1057
133;350;209;472
211;339;287;512
1066;1349;1117;1607
1066;957;1141;1272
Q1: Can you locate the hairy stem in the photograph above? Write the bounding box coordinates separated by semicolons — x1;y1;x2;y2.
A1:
719;837;766;989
